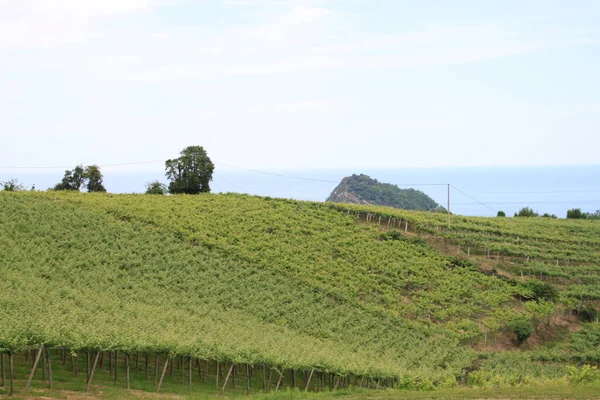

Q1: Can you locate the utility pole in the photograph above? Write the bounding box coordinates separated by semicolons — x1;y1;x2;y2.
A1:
447;184;451;229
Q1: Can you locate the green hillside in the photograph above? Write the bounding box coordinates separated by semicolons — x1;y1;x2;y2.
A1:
1;192;599;397
326;174;441;211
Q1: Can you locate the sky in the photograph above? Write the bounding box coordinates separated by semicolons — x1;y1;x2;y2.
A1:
1;0;600;173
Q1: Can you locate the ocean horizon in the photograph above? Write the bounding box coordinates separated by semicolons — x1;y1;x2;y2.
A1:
3;164;599;218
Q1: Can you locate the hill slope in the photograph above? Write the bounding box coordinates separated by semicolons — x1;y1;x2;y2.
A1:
326;174;441;211
1;192;599;396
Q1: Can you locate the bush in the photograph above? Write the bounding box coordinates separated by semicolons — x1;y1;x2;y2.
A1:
145;181;168;195
567;208;586;219
567;365;600;384
515;207;539;217
541;213;557;218
1;179;25;191
520;280;558;302
496;211;506;217
577;305;598;323
513;318;533;344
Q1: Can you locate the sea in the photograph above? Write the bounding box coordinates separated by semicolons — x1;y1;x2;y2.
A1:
3;165;599;218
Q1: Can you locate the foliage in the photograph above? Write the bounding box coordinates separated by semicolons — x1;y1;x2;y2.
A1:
84;165;106;192
325;202;600;264
54;165;85;191
326;174;440;211
567;209;600;220
2;191;503;384
567;365;600;385
541;213;557;218
165;145;214;194
586;210;600;220
577;305;598;323
53;165;105;192
1;178;26;191
570;323;600;362
145;180;168;195
512;318;533;344
567;208;586;219
2;191;599;393
471;352;567;387
496;211;506;217
519;280;558;302
514;207;539;217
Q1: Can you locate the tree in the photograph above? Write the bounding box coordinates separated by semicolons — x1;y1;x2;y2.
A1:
541;213;557;218
512;318;533;344
145;181;168;195
54;165;85;191
514;207;539;217
165;146;214;194
567;208;586;219
586;210;600;220
84;165;106;192
53;165;106;192
1;179;25;191
496;211;506;217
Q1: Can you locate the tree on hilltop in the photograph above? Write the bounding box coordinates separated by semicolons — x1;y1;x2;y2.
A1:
514;207;539;217
165;146;214;194
84;165;106;192
145;181;168;195
567;208;586;219
53;165;106;192
54;165;85;191
1;178;26;191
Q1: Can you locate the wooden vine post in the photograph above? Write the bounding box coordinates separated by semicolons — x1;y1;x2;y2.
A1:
304;368;315;391
24;344;44;394
125;353;130;389
1;353;4;387
246;364;250;394
114;350;118;382
86;351;101;392
189;356;193;387
8;352;14;396
156;357;169;392
47;349;53;389
218;365;234;396
275;370;284;391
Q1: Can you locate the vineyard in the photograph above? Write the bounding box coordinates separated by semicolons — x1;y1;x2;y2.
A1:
326;202;600;303
1;192;599;397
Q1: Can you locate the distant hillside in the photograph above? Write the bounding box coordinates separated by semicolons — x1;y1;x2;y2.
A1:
327;173;442;211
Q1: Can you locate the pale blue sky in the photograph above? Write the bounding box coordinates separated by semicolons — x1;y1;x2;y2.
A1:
1;0;599;171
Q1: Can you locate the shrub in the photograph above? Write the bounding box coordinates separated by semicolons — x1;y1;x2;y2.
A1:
567;208;586;219
145;181;168;195
380;230;403;241
520;280;558;302
515;207;539;217
1;179;25;191
467;370;487;387
512;318;533;344
496;211;506;217
567;365;600;384
579;305;598;322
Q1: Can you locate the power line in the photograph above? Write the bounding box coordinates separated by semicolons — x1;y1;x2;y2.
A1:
451;185;497;213
212;171;245;192
213;162;339;183
454;189;600;195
